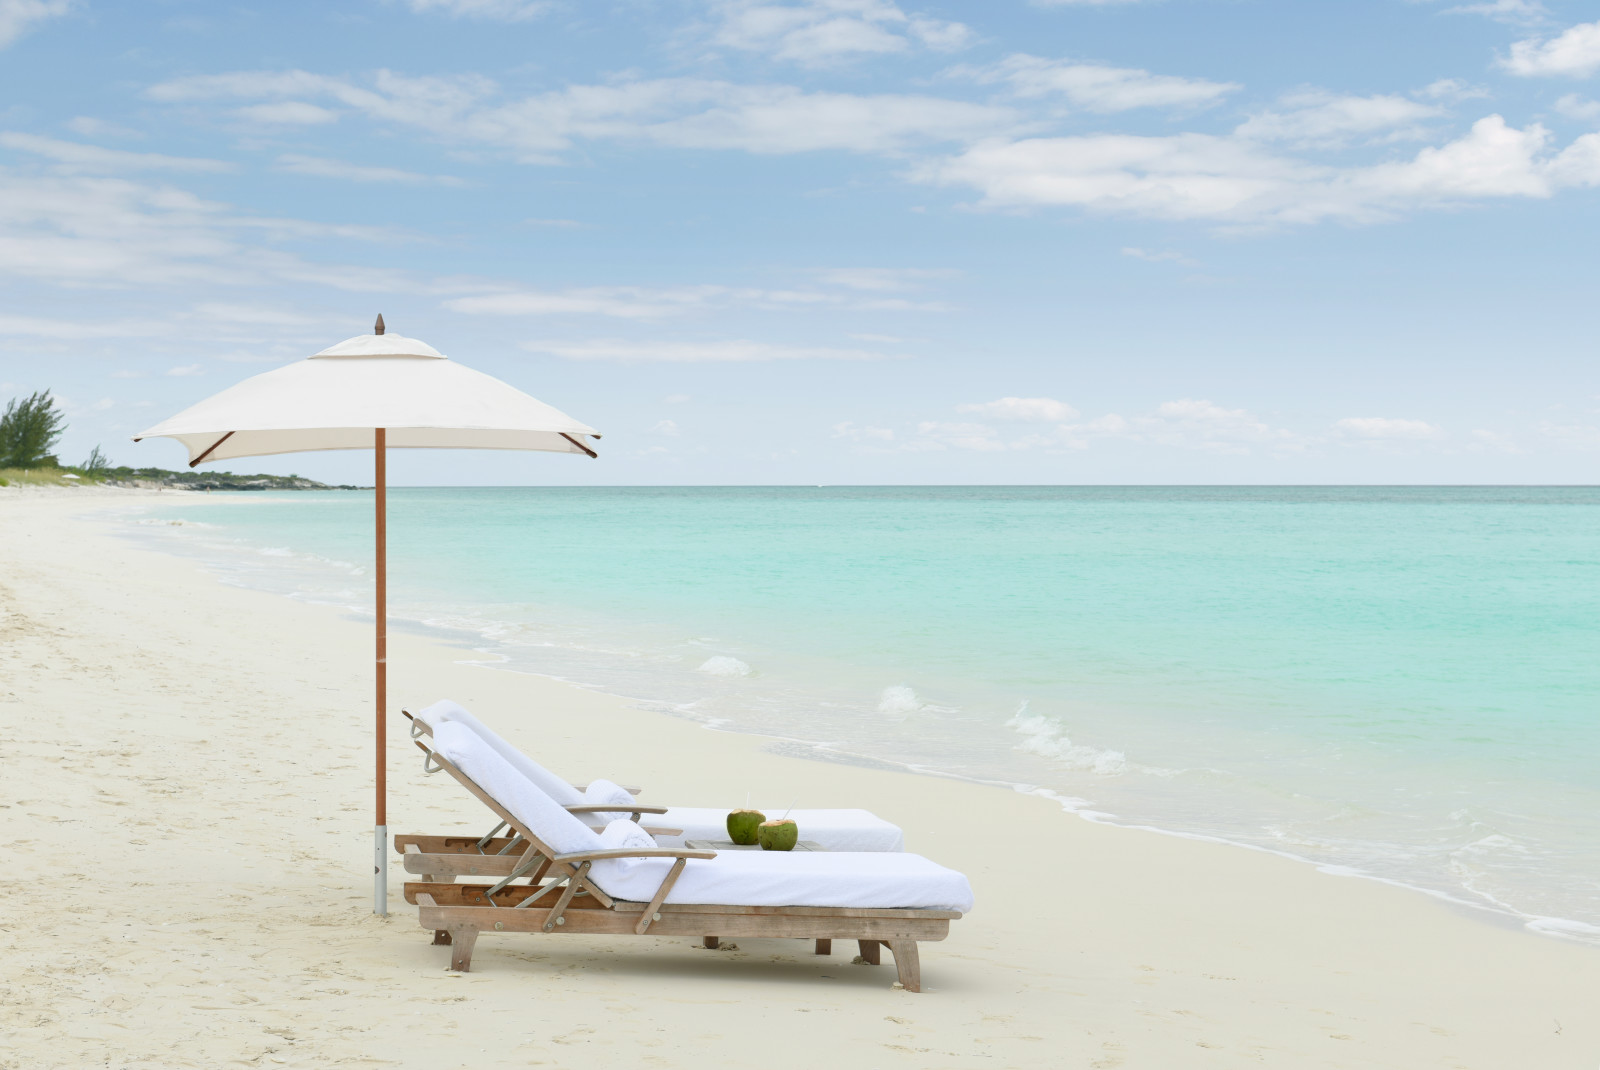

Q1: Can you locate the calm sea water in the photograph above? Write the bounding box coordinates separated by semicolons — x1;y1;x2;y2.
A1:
123;486;1600;940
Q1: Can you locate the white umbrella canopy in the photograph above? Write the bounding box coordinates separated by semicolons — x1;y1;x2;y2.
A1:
136;327;600;463
134;317;600;915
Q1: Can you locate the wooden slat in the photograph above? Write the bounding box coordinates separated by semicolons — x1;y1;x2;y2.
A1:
403;853;516;878
606;901;962;921
416;902;952;942
395;834;524;855
409;881;961;920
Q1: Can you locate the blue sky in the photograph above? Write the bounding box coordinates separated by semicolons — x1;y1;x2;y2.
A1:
2;0;1600;484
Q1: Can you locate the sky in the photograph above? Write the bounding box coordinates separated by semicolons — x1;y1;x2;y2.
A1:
2;0;1599;485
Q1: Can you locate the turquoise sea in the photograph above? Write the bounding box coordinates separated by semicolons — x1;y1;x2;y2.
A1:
123;486;1600;941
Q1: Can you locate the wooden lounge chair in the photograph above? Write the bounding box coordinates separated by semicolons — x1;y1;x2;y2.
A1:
405;722;971;992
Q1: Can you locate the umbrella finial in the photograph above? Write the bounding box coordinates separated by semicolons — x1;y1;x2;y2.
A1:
374;313;386;336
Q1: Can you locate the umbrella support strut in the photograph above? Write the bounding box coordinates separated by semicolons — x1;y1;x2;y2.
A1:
375;427;388;916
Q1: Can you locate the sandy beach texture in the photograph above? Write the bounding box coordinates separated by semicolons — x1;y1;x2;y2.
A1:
2;487;1597;1070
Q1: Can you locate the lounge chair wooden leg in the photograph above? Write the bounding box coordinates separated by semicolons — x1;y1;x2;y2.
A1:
421;873;454;884
815;939;831;955
703;936;719;949
857;939;880;965
448;927;479;972
887;940;921;992
432;929;453;945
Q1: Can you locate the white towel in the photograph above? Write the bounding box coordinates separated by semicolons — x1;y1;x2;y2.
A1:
583;779;637;824
414;699;584;806
431;722;600;857
599;819;657;851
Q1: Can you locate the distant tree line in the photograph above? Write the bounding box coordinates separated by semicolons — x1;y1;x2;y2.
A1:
0;389;360;489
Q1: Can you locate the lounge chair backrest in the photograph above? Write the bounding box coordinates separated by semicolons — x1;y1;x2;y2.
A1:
431;722;602;857
415;699;584;806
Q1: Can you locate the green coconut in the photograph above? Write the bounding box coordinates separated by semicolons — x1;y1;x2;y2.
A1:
726;808;766;845
757;818;799;852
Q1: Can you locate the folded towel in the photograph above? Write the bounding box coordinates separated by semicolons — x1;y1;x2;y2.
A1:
599;818;657;851
584;779;638;823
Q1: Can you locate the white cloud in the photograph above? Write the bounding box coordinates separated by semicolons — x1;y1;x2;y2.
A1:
0;132;233;172
237;102;340;125
146;70;1018;160
1236;90;1444;148
964;55;1238;113
816;267;953;291
1536;421;1600;449
1031;0;1145;6
165;363;203;377
0;170;415;293
448;276;944;319
1439;0;1548;24
1334;416;1443;439
1131;398;1297;452
404;0;550;19
708;1;973;65
0;0;72;49
1501;20;1600;78
1122;246;1197;265
65;116;142;139
524;339;903;362
275;154;464;185
832;421;895;441
956;396;1078;422
1416;78;1490;102
648;419;680;436
1555;94;1600;121
0;314;167;339
449;285;788;319
920;115;1600;224
1470;428;1520;452
909;420;1009;451
664;393;691;404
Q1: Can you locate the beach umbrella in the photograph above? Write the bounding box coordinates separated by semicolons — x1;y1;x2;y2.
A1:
133;316;600;914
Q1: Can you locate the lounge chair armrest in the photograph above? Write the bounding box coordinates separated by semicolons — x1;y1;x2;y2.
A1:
572;782;643;795
550;848;716;863
564;805;670;815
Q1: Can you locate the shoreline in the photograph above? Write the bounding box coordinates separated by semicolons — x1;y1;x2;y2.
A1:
105;486;1600;951
5;485;1599;1068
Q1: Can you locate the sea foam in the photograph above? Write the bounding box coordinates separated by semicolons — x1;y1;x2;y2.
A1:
1006;703;1128;776
698;656;752;677
877;685;923;718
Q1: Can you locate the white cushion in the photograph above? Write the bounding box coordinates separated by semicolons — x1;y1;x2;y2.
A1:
589;849;974;913
414;699;583;806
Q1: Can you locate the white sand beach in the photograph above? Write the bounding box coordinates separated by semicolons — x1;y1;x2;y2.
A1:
2;487;1597;1070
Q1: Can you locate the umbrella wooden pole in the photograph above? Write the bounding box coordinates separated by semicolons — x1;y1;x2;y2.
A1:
374;427;388;916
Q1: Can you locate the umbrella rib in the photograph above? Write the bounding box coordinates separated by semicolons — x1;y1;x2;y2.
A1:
189;431;235;469
560;432;598;459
